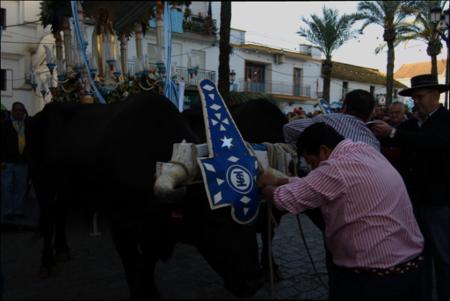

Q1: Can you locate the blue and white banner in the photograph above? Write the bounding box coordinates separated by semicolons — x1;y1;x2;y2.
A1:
197;79;261;224
319;98;332;114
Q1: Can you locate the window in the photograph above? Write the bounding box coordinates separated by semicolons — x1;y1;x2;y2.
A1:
245;63;265;82
147;43;159;64
245;62;265;92
370;86;375;96
0;69;13;96
0;69;6;91
342;81;349;98
190;49;205;69
293;68;302;96
0;8;5;28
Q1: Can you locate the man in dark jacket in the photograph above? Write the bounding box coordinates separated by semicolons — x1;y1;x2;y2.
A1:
1;102;30;221
371;74;449;301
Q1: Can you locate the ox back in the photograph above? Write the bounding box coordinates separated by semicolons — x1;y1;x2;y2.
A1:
27;92;262;299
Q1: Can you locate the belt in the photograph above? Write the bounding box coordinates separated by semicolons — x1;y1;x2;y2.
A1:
350;255;424;276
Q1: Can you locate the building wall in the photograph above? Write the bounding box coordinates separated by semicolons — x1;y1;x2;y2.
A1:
328;78;406;105
1;1;49;115
229;47;322;98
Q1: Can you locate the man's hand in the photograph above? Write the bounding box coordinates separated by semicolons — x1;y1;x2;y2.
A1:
371;120;393;137
261;185;276;203
257;171;279;187
257;170;289;188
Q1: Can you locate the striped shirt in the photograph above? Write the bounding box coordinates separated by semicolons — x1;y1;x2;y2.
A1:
283;113;380;151
273;139;424;269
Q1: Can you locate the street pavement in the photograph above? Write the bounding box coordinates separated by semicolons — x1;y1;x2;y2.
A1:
1;194;329;300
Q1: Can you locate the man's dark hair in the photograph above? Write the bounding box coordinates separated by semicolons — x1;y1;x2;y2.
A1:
296;122;344;156
343;89;375;121
12;101;26;111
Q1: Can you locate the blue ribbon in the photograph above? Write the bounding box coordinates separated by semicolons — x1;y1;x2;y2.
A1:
163;2;179;109
70;1;106;104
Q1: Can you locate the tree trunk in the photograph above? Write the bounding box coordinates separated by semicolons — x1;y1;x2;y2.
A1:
445;40;449;109
427;37;442;78
386;41;395;105
322;59;332;103
384;28;395;106
430;54;438;77
218;2;231;105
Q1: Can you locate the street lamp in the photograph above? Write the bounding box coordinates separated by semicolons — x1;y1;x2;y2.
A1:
431;6;449;109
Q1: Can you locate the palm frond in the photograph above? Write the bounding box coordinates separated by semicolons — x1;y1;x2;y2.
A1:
297;6;359;58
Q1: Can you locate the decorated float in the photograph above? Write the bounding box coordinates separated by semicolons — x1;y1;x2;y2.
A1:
35;1;218;108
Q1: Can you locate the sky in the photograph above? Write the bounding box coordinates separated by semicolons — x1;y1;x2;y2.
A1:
231;1;448;74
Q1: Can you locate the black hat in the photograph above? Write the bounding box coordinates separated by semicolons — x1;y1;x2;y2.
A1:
399;74;449;96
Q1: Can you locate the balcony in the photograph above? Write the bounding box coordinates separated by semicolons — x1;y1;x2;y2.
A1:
174;66;216;86
183;15;217;36
126;61;216;86
237;79;312;98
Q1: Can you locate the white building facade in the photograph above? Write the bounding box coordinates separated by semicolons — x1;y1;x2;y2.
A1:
1;1;50;114
1;1;406;116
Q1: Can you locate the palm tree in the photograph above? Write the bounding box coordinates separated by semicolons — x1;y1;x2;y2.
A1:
218;2;232;105
395;1;446;77
356;1;413;106
297;6;359;103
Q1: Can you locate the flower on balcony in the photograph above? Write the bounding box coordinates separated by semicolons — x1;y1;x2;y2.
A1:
183;14;216;35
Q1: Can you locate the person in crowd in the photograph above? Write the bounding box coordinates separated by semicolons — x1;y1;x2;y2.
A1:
1;102;30;221
284;89;380;151
371;74;449;301
0;109;10;124
258;122;424;300
371;104;388;121
293;106;306;118
379;101;408;171
388;101;408;128
283;89;382;294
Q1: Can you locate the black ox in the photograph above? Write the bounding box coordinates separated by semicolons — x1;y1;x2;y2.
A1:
27;92;265;299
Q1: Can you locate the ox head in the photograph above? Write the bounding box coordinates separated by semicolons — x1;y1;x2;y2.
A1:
172;181;264;297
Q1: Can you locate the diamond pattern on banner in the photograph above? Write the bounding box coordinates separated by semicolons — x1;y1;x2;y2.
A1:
197;79;261;224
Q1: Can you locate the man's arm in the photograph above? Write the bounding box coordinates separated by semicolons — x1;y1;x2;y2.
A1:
372;116;449;151
263;164;346;214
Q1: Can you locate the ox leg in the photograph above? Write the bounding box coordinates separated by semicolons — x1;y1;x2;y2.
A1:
260;227;281;281
54;196;71;262
109;220;160;299
259;204;283;282
33;183;57;277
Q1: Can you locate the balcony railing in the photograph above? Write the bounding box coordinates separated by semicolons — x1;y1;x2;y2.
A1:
238;79;312;97
126;61;216;86
183;16;217;36
174;66;216;86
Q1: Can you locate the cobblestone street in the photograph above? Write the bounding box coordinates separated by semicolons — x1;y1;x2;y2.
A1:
1;195;328;300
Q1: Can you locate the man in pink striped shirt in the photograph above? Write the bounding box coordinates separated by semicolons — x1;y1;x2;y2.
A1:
258;122;424;300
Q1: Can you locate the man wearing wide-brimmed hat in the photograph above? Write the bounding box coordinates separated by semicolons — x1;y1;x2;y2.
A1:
371;74;449;301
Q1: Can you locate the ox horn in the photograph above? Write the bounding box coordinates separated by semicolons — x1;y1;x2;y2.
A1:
154;140;198;200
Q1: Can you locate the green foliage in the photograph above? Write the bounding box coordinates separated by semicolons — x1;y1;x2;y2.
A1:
297;6;360;59
228;91;276;107
392;0;445;52
39;0;70;33
355;1;413;35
